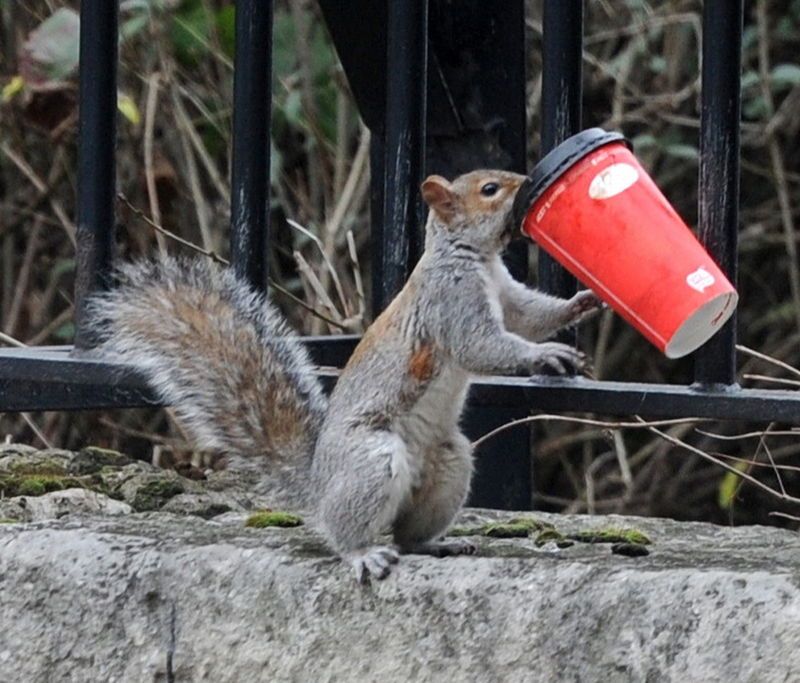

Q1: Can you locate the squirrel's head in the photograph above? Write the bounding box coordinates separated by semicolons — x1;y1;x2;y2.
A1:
421;170;526;251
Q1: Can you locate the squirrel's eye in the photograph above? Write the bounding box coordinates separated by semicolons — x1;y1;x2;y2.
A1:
480;182;499;197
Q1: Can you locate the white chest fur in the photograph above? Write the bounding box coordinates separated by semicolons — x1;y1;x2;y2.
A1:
484;256;509;324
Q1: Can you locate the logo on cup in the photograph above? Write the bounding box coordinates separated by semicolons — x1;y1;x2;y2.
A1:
588;163;639;200
686;267;715;293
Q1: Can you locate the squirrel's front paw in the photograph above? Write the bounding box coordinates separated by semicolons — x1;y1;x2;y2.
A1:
568;290;604;323
346;545;399;584
530;341;586;375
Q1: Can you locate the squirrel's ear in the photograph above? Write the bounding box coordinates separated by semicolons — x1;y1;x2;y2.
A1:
421;175;457;219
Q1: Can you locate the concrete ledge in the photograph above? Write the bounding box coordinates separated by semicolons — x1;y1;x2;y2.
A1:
1;509;799;682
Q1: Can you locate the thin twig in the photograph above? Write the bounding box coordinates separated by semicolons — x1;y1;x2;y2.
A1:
743;373;800;388
0;330;26;347
696;427;800;441
347;230;365;324
769;511;800;523
737;344;800;380
643;420;800;506
471;415;704;449
0;142;76;245
287;218;349;316
756;0;800;334
20;413;53;449
171;86;231;205
118;193;228;265
171;81;215;253
144;71;167;254
118;194;347;331
710;452;800;474
293;250;342;324
25;306;74;346
3;216;42;336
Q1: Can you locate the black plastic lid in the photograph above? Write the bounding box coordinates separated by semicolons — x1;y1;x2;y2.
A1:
512;128;632;228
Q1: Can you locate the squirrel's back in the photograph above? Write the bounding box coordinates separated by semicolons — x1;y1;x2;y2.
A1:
86;257;326;499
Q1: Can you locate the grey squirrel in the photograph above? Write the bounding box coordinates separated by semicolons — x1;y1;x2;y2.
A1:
87;170;601;582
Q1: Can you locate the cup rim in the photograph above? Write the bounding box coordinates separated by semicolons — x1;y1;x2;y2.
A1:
512;128;631;229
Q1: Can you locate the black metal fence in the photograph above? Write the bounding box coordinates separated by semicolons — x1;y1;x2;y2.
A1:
2;0;799;509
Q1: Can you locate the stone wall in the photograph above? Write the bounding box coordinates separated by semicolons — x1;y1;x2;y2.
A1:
1;444;798;682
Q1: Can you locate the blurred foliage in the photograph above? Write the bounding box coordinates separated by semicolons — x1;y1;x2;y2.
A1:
1;0;800;528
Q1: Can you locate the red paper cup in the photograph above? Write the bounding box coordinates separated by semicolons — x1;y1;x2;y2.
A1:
513;128;738;359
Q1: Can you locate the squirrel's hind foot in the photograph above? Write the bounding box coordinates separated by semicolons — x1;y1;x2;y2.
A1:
346;545;400;584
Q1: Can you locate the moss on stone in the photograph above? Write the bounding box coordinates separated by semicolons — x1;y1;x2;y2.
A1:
0;518;18;524
0;473;83;497
245;511;304;528
7;459;67;476
449;517;553;539
482;517;550;538
130;479;185;511
71;447;133;475
569;527;651;545
535;528;567;546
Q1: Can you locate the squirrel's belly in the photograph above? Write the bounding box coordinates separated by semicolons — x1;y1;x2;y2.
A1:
395;366;469;477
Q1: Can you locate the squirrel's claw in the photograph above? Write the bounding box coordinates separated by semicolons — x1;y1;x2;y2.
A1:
531;342;586;375
348;546;400;584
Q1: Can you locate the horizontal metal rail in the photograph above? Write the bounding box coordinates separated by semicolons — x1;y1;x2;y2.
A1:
2;343;800;422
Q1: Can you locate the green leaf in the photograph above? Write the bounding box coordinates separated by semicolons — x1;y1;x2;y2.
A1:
216;6;236;58
50;259;75;279
631;134;657;149
718;461;748;510
53;321;75;342
170;2;214;65
649;55;667;74
20;8;80;86
270;139;283;188
121;13;150;41
740;70;760;91
771;64;800;87
282;89;303;127
744;96;768;121
272;9;298;82
663;143;699;161
2;75;25;102
117;92;141;125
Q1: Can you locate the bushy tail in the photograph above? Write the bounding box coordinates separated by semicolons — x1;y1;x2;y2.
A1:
87;256;327;504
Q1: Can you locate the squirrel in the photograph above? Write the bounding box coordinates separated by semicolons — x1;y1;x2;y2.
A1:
87;169;601;583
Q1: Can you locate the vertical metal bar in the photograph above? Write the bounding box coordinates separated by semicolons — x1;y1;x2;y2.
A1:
375;0;428;315
538;0;582;313
230;0;273;292
73;0;119;350
369;130;387;317
694;0;743;387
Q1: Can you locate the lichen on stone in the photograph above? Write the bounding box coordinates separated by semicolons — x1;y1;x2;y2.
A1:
569;527;651;545
245;511;304;528
130;479;185;512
